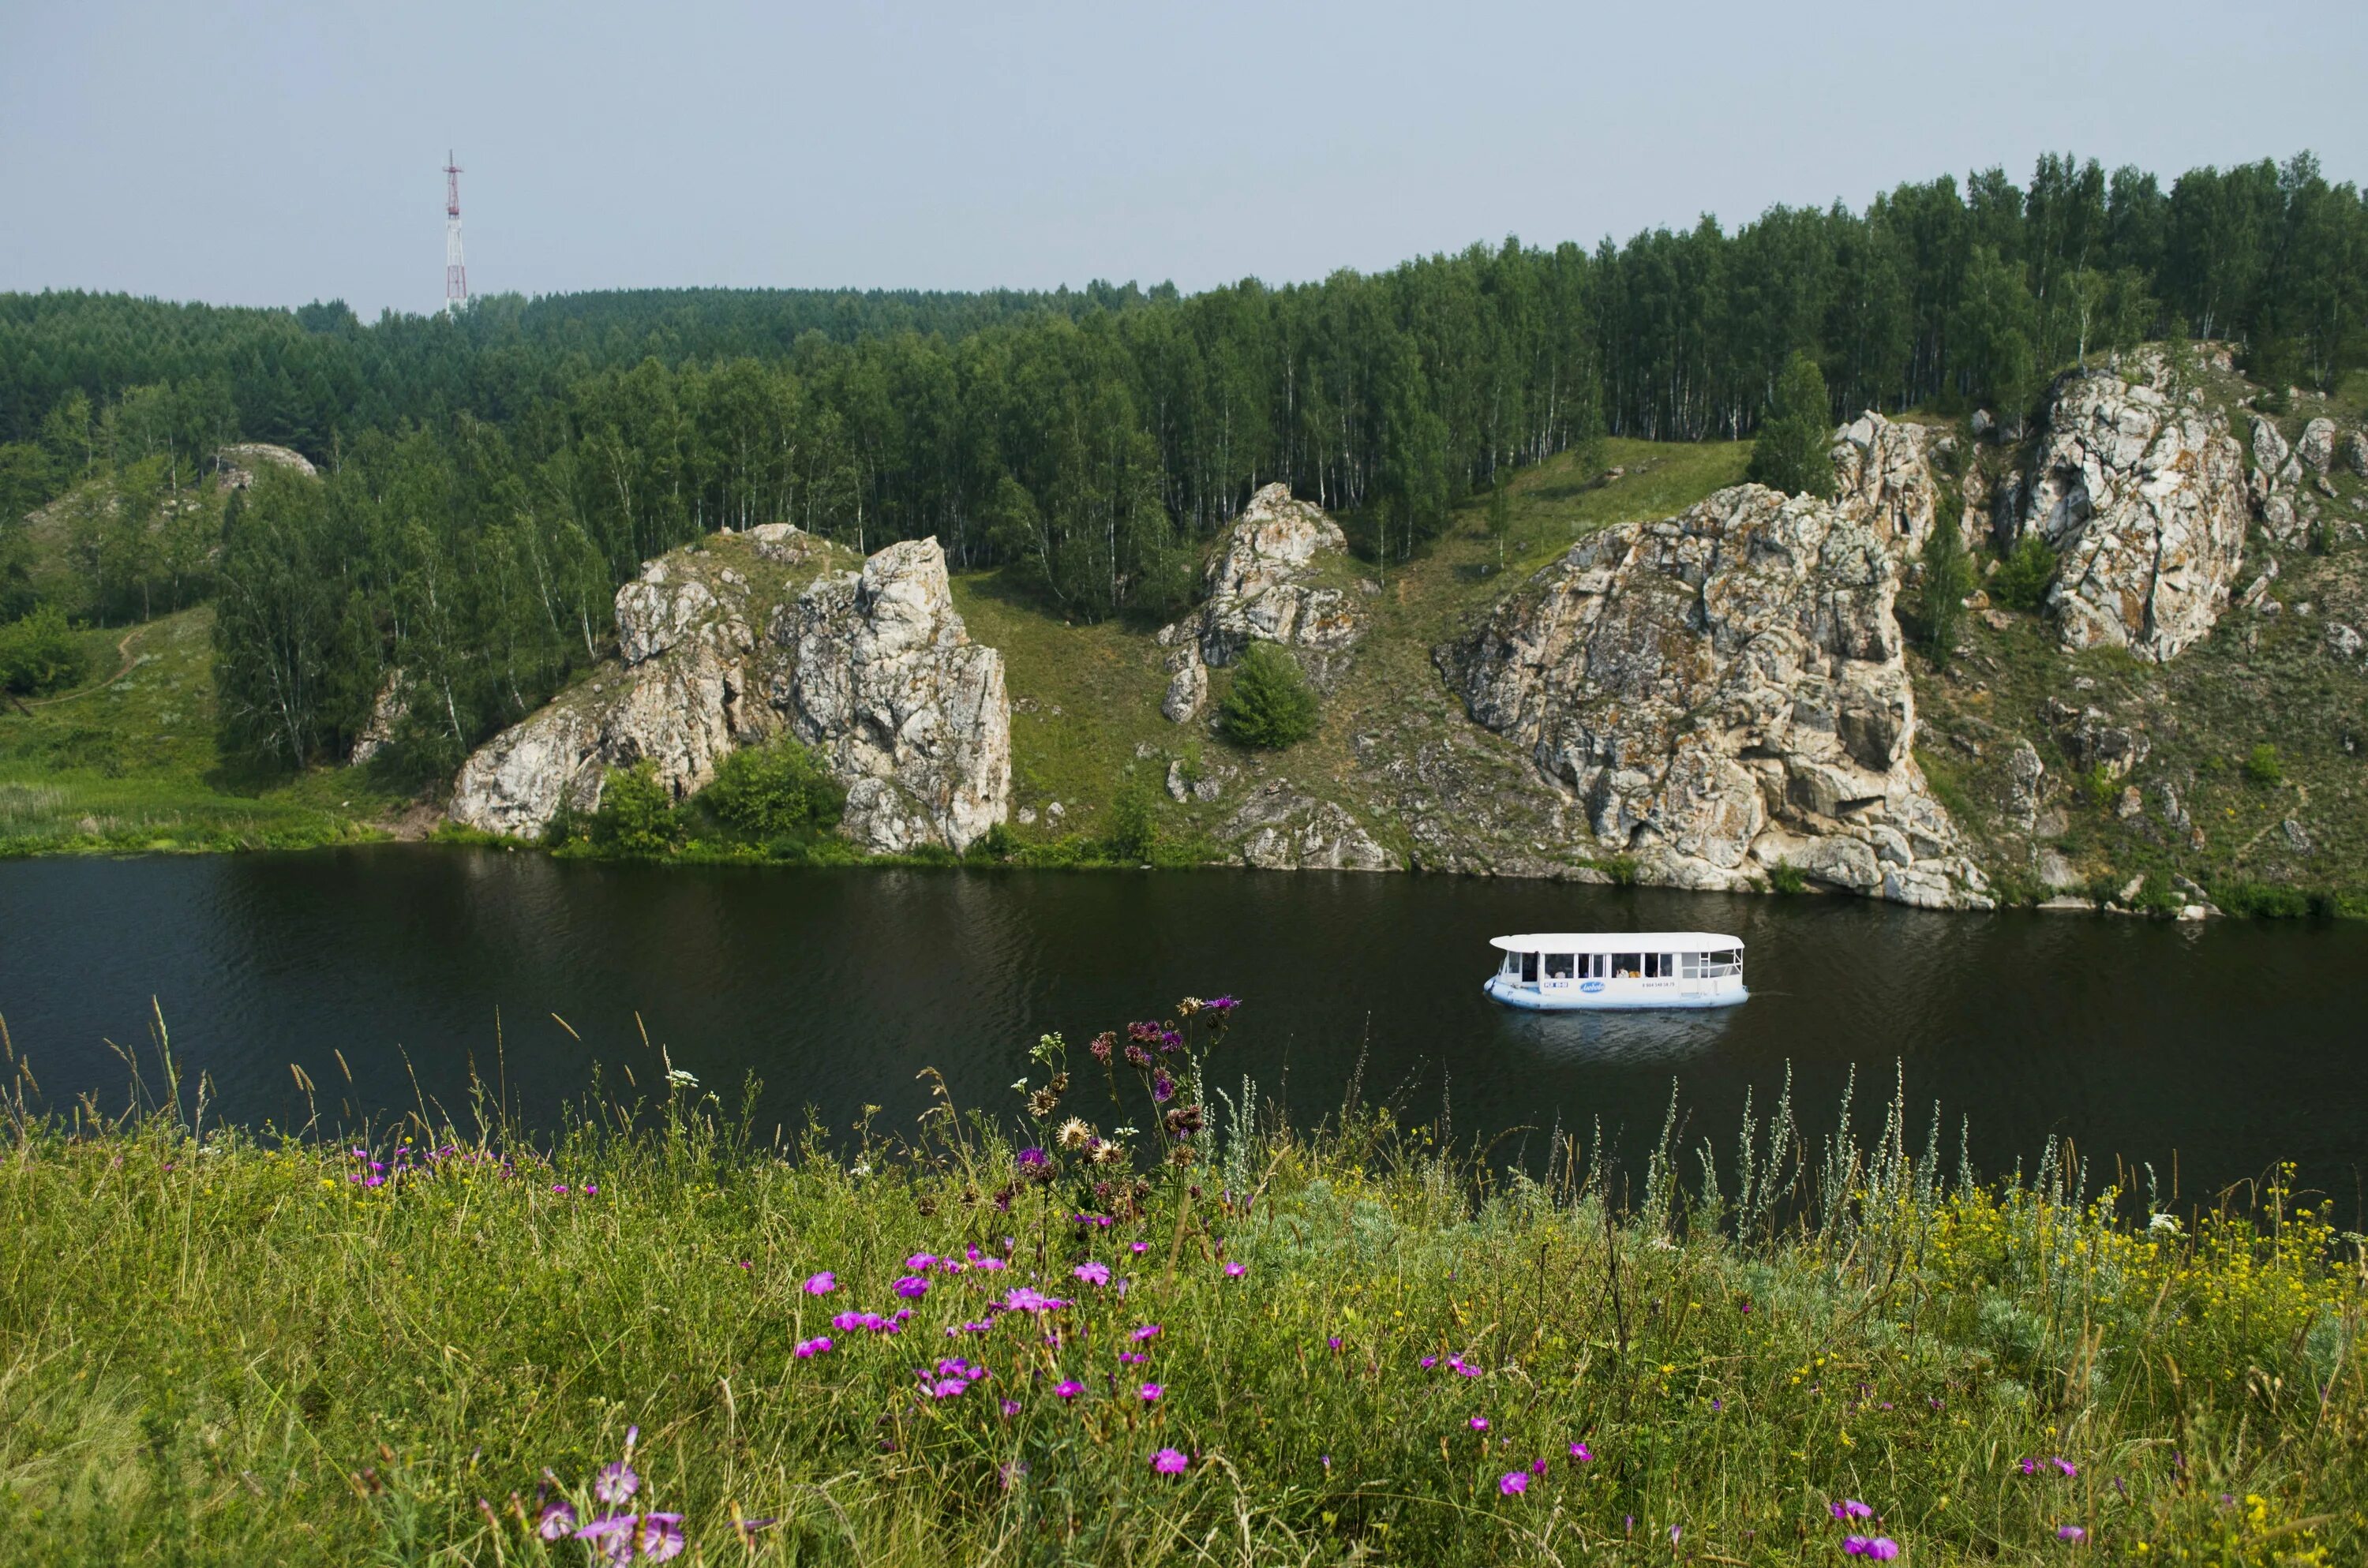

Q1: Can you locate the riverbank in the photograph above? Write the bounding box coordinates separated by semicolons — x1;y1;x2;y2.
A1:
0;1013;2357;1566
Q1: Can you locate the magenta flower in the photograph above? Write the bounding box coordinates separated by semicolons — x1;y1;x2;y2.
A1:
1120;1352;1148;1365
2054;1458;2079;1477
1499;1472;1529;1495
905;1253;939;1271
1327;1336;1342;1350
574;1514;637;1568
1131;1323;1162;1342
1832;1500;1875;1521
636;1514;687;1563
1568;1441;1594;1461
793;1336;833;1358
1000;1286;1067;1314
975;1256;1008;1272
1470;1416;1489;1431
1055;1379;1085;1399
2057;1525;2086;1544
1138;1382;1163;1401
1420;1356;1438;1369
1151;1447;1189;1474
1000;1398;1022;1416
1131;1241;1150;1254
803;1271;837;1295
1152;1072;1175;1104
1530;1457;1549;1476
594;1461;639;1506
1017;1147;1049;1170
1204;996;1239;1015
1074;1261;1111;1286
1223;1262;1246;1278
894;1275;929;1300
535;1499;577;1540
552;1183;569;1195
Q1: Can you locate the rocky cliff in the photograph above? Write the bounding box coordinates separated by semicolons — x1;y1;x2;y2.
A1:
2013;347;2250;663
1157;482;1365;721
448;527;1010;851
1438;477;1989;908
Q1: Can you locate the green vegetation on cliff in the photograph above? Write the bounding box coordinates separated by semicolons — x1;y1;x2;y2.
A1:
0;1010;2359;1565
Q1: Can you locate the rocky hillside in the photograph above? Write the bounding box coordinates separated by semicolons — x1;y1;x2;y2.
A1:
416;346;2368;913
448;526;1010;853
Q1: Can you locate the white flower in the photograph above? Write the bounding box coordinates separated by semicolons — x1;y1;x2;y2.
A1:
1010;1077;1032;1092
2147;1211;2182;1235
665;1067;700;1090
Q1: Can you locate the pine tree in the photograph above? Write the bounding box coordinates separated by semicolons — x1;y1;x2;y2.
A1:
1747;353;1838;500
1220;644;1320;750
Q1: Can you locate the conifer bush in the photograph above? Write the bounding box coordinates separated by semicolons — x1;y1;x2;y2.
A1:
1220;644;1320;750
1746;353;1838;500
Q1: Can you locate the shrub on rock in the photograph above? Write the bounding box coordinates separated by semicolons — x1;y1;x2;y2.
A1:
1220;644;1320;750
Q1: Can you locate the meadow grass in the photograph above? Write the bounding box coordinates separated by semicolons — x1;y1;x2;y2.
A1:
0;1001;2360;1566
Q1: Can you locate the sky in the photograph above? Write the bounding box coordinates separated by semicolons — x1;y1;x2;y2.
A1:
2;1;2362;318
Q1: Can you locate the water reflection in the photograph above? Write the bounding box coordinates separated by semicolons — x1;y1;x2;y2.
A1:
1497;1005;1740;1065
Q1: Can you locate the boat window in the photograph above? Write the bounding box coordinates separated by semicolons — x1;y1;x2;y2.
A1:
1662;953;1674;978
1681;952;1701;979
1500;952;1516;975
1520;951;1538;983
1545;952;1575;979
1591;953;1607;979
1611;952;1642;978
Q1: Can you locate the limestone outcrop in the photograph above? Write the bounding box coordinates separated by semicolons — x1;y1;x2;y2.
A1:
215;443;318;488
1831;413;1956;548
448;530;1010;852
1439;482;1988;908
2018;350;2249;662
1158;483;1361;720
1225;783;1396;872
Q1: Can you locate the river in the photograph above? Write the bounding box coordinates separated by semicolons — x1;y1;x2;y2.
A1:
2;848;2360;1209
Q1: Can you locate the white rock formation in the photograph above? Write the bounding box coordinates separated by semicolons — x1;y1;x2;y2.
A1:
2019;350;2250;662
215;443;318;487
770;540;1010;854
1225;782;1395;871
1158;483;1362;711
1441;482;1988;908
448;531;1010;851
2297;417;2340;476
1831;413;1957;548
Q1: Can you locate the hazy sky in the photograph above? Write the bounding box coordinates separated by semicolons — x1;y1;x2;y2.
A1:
3;1;2362;317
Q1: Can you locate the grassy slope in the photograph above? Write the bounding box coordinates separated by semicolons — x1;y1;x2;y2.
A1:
954;438;1754;860
0;1057;2355;1566
0;606;392;855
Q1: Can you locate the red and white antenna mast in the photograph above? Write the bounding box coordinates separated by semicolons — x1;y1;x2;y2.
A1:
443;152;468;313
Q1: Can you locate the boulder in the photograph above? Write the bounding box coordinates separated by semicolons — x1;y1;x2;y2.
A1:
2005;740;2047;833
347;670;410;766
1439;481;1988;907
1160;483;1362;687
215;443;318;488
449;530;1010;852
2020;350;2249;662
1160;651;1207;724
1225;783;1396;871
2297;417;2339;476
2347;430;2368;478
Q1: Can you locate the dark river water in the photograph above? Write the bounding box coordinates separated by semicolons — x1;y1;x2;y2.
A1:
2;848;2362;1213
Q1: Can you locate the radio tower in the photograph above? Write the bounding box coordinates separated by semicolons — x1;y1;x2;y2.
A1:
443;152;468;313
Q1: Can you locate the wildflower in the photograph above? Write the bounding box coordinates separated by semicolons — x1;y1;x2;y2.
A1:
1327;1336;1342;1350
1500;1472;1529;1495
1223;1262;1246;1278
803;1271;837;1295
1074;1261;1111;1286
999;1286;1066;1314
1470;1416;1489;1431
1203;995;1239;1016
536;1499;577;1540
1420;1356;1438;1369
1055;1379;1085;1399
927;1378;970;1398
1125;1043;1154;1069
2055;1458;2078;1478
1000;1398;1022;1416
1165;1104;1205;1137
553;1183;570;1195
1017;1147;1051;1176
1531;1457;1549;1476
793;1336;833;1358
894;1275;929;1300
1088;1032;1115;1063
1152;1072;1176;1104
1120;1352;1148;1365
1832;1501;1875;1521
2057;1525;2086;1543
906;1253;938;1271
665;1066;699;1091
583;1184;599;1196
974;1256;1008;1271
1131;1323;1161;1342
1568;1442;1594;1461
1151;1447;1189;1475
1057;1117;1094;1151
1139;1383;1163;1402
1844;1537;1900;1559
637;1514;687;1562
575;1514;638;1568
1028;1087;1062;1118
1158;1029;1183;1052
1131;1241;1150;1254
594;1461;639;1505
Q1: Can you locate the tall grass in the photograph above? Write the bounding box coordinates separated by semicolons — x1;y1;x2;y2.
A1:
0;1005;2359;1566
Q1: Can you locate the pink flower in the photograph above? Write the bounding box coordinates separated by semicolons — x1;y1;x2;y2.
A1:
1055;1380;1085;1399
1131;1241;1150;1254
793;1336;833;1358
803;1271;837;1295
1568;1441;1593;1461
1845;1539;1901;1560
1130;1323;1162;1342
1832;1501;1874;1521
1223;1262;1246;1278
2056;1525;2086;1544
1151;1447;1189;1475
1073;1261;1111;1286
1470;1416;1489;1431
1499;1472;1529;1495
1139;1383;1163;1402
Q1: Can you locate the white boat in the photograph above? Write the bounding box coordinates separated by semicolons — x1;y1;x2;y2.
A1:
1483;931;1748;1012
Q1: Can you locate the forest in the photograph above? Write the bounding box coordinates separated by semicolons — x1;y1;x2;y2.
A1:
2;151;2362;772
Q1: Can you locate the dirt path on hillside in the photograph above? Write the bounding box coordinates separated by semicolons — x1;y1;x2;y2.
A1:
15;624;147;711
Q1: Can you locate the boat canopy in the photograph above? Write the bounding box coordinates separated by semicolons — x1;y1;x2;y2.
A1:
1488;932;1744;952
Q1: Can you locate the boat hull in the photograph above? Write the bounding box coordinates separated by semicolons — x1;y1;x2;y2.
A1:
1483;975;1748;1012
